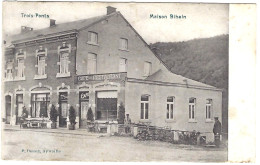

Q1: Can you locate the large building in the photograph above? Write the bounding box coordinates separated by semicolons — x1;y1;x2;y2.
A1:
3;6;222;141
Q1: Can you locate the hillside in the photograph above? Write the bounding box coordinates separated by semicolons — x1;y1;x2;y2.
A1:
150;34;228;134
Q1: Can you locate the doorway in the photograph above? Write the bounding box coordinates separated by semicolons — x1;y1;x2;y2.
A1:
5;95;11;124
59;92;68;127
79;91;89;128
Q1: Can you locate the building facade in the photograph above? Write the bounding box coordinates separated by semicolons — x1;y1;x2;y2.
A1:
3;6;222;141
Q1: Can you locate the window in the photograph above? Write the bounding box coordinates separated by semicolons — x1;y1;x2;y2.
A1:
119;58;127;72
15;49;26;80
189;98;196;120
57;42;71;77
31;93;50;118
5;59;13;80
166;96;174;119
16;94;23;117
141;95;149;119
144;61;152;77
17;58;25;78
206;99;213;120
87;53;97;74
35;46;47;79
88;32;98;44
119;38;128;50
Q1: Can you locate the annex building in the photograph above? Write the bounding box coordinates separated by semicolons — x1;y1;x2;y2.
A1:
3;6;222;141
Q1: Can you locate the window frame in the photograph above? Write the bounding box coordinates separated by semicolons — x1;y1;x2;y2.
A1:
206;99;213;121
119;38;129;51
56;42;71;78
143;61;152;77
14;49;26;80
87;52;97;74
87;31;98;45
166;96;175;120
5;59;14;81
188;97;196;122
140;95;150;120
119;58;127;72
34;46;47;79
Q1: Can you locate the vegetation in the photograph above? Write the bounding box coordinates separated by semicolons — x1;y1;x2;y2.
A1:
69;106;76;125
118;102;125;124
49;104;58;122
87;107;94;122
150;34;228;134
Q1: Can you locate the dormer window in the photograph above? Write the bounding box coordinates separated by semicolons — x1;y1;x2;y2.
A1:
34;46;47;79
57;42;71;78
15;49;26;80
87;32;98;45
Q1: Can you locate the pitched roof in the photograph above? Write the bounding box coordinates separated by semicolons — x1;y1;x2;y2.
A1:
145;69;217;89
8;13;116;43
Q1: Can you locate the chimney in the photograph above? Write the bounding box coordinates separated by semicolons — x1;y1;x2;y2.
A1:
21;26;33;33
50;19;56;27
106;6;116;15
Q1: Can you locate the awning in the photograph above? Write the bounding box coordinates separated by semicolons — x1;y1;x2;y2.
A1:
97;91;117;98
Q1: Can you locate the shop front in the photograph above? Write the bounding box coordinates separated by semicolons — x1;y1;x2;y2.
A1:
76;72;126;128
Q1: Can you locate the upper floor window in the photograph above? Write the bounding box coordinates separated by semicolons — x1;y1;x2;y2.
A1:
119;38;128;50
144;61;152;77
57;42;71;77
35;46;47;79
119;58;127;72
141;95;149;120
5;59;13;80
206;99;213;120
88;32;98;44
189;98;196;120
87;53;97;74
15;49;26;80
166;96;175;119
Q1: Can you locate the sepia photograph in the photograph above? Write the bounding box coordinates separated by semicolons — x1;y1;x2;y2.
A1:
1;1;255;162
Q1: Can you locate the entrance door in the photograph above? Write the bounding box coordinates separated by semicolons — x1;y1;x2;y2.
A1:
79;92;89;128
5;95;11;124
59;92;68;127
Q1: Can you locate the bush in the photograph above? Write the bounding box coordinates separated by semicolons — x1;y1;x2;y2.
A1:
87;107;94;121
49;104;58;122
118;102;125;124
69;106;76;125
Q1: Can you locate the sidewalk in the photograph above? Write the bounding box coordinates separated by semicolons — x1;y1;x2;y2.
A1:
2;124;106;137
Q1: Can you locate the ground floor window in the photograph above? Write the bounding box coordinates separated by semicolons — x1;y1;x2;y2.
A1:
96;91;118;121
31;93;50;118
141;95;149;119
189;97;196;120
166;96;174;119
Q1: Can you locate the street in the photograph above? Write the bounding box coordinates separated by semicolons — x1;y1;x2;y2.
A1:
2;129;227;162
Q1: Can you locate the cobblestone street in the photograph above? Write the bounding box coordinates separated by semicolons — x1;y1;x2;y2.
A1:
2;128;227;162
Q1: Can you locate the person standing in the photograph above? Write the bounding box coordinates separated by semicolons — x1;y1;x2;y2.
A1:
213;117;222;147
124;114;131;134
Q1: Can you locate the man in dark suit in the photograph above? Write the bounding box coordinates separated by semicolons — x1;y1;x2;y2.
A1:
213;117;222;147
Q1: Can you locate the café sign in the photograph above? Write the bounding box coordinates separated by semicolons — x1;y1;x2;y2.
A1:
76;73;125;83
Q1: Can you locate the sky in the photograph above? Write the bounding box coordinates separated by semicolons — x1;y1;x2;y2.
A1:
2;2;229;43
